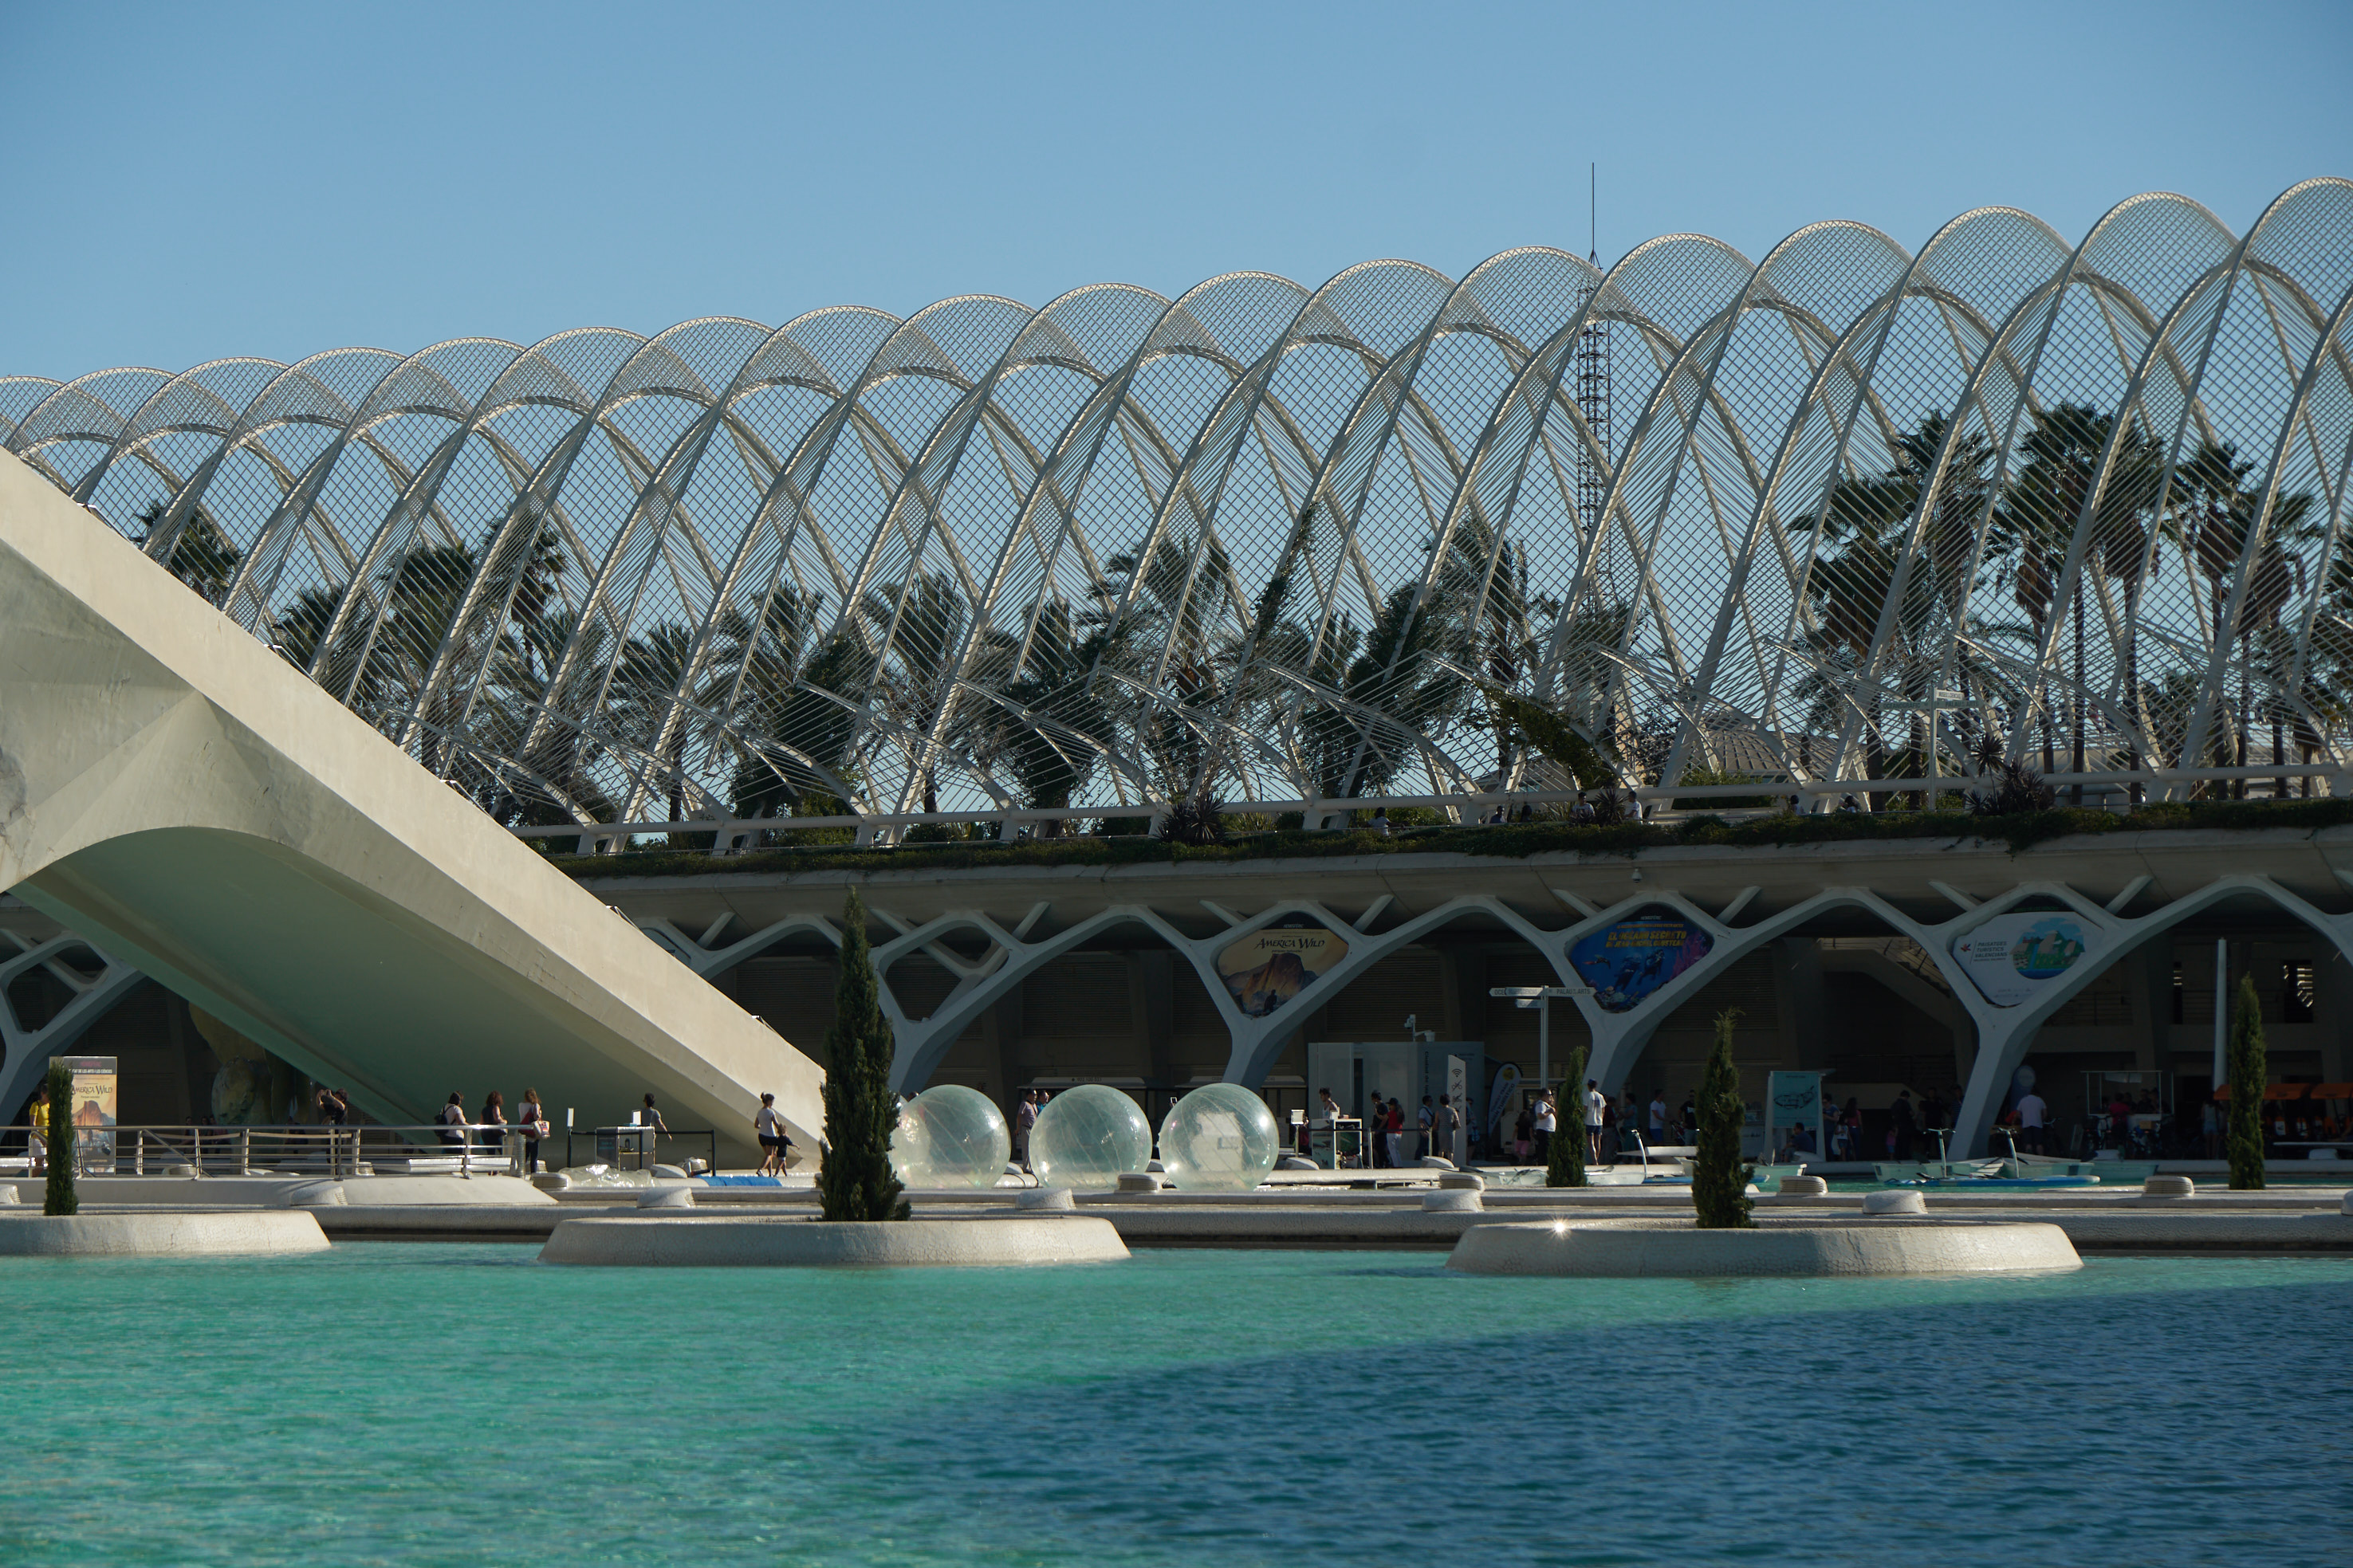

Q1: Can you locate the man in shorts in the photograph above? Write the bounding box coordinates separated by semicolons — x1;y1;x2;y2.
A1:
2015;1087;2049;1155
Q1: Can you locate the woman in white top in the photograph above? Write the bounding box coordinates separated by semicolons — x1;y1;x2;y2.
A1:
754;1093;791;1176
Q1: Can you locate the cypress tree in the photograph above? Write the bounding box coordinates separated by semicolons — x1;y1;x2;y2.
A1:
43;1061;77;1217
815;889;910;1222
1546;1045;1589;1188
2225;972;2266;1192
1692;1008;1753;1228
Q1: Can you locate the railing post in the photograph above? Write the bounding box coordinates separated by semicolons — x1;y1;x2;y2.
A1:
240;1126;251;1175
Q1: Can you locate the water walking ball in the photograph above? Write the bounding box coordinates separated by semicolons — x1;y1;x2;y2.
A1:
1028;1083;1151;1190
1156;1083;1281;1192
890;1085;1011;1189
888;1099;935;1185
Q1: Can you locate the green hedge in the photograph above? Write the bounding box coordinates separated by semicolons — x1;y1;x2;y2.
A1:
549;795;2353;882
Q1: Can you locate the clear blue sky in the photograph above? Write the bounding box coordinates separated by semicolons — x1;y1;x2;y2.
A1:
4;0;2347;381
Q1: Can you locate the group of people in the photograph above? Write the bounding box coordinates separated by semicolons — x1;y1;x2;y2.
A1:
1568;790;1646;823
431;1087;561;1169
1513;1083;1693;1161
1304;1088;1463;1167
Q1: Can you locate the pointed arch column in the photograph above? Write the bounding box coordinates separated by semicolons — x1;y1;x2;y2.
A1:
0;930;148;1120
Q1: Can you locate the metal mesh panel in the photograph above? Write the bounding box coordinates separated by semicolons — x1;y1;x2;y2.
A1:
18;181;2351;828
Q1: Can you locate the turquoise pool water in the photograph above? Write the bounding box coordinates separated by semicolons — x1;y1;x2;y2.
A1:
2;1247;2346;1566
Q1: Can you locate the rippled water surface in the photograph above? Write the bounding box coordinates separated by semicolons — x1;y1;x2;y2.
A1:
2;1246;2346;1566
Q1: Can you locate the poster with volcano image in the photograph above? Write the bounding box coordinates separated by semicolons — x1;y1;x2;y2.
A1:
1218;922;1348;1017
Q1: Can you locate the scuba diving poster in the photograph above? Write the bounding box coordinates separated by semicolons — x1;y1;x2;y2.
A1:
1568;917;1713;1012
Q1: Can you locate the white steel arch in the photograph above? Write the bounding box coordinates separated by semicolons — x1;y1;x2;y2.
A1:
13;183;2352;834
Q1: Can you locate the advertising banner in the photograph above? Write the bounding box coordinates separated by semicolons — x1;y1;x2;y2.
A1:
1218;922;1348;1017
58;1055;117;1163
1950;914;2099;1008
1768;1070;1823;1150
1486;1063;1520;1139
1568;917;1714;1012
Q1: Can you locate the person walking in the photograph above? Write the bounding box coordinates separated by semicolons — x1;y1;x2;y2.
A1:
1417;1096;1434;1161
1530;1089;1556;1162
517;1089;549;1173
26;1083;49;1174
754;1092;791;1176
1890;1089;1918;1161
1315;1087;1344;1165
1513;1102;1534;1163
1434;1094;1460;1165
1921;1090;1949;1146
2015;1085;2049;1156
477;1091;508;1163
1647;1091;1667;1145
635;1093;670;1170
311;1087;353;1175
1384;1098;1406;1169
1584;1079;1608;1163
1013;1090;1039;1172
435;1092;468;1149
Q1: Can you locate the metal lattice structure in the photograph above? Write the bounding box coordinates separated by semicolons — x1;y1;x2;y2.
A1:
8;181;2351;839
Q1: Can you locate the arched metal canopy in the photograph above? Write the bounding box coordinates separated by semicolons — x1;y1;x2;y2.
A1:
11;181;2352;835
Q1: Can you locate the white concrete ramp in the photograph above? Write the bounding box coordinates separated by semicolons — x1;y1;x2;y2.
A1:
0;452;822;1163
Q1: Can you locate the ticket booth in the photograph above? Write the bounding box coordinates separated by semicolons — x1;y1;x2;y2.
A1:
1305;1040;1487;1164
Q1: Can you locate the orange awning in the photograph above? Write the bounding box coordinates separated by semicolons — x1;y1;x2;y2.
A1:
2307;1083;2353;1100
2264;1083;2310;1101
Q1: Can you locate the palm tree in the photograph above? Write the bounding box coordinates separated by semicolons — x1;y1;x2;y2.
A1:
1096;519;1239;799
982;601;1116;835
135;497;241;604
2177;439;2318;796
608;622;702;831
1804;411;1996;795
1985;404;2162;800
1279;581;1470;807
727;628;868;828
861;572;971;815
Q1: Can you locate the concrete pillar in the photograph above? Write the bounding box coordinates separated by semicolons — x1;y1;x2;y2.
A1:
1441;946;1487;1046
2316;947;2351;1083
985;985;1025;1109
2124;948;2168;1072
1130;950;1176;1118
1774;939;1825;1071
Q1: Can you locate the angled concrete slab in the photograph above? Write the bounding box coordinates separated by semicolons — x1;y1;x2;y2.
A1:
0;452;822;1165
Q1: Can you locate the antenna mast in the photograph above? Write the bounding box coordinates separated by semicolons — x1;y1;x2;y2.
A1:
1574;162;1613;548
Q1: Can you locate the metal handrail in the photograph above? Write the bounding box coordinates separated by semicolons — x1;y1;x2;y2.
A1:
14;1123;539;1179
506;760;2353;848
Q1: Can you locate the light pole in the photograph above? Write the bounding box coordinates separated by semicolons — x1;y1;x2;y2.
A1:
1491;984;1594;1101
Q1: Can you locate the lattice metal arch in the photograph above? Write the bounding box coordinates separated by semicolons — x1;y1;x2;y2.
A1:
7;180;2350;838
